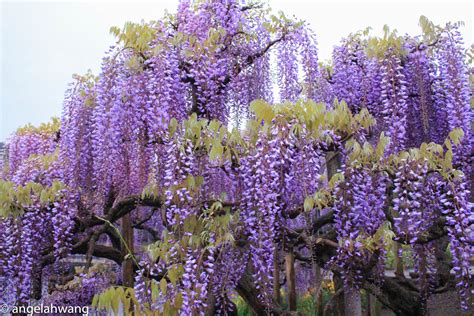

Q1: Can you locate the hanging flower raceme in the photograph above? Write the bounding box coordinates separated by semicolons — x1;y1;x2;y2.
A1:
51;189;76;258
240;134;278;302
412;242;437;307
277;37;301;102
301;28;320;101
332;167;388;287
380;49;409;153
434;23;472;193
0;124;77;305
331;41;370;113
1;192;66;305
162;135;198;226
435;23;471;141
211;245;249;315
392;158;431;243
6;120;59;177
59;72;97;193
403;47;440;146
179;244;216;315
91;50;124;206
440;178;473;310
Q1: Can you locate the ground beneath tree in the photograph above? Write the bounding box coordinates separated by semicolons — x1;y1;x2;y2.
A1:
427;291;473;316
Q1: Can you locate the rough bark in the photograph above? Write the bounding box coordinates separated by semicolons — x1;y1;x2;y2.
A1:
433;236;451;288
31;267;42;300
70;241;123;265
236;268;284;315
363;276;422;316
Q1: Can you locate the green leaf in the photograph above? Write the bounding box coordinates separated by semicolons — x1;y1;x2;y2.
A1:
151;281;159;300
209;139;223;161
169;118;178;136
91;294;99;307
209;120;220;133
160;278;168;295
250;99;275;124
175;292;184;309
110;291;119;315
39;190;49;205
444;139;452;151
445;149;453;168
449;128;464;145
187;176;195;190
168;267;178;286
329;173;344;189
195;176;204;187
304;196;314;212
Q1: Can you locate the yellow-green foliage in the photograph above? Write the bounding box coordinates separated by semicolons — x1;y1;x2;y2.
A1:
366;25;405;59
336;16;445;60
93;286;156;316
110;21;157;54
248;98;375;143
0;180;64;218
15;117;60;136
418;15;437;44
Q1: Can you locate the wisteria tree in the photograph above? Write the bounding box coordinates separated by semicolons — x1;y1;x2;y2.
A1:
0;1;472;315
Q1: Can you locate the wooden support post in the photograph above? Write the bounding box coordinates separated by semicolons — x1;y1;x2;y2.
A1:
368;293;381;316
273;247;281;304
344;287;362;316
285;246;297;312
314;264;324;316
121;212;134;288
394;242;404;278
333;276;345;316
